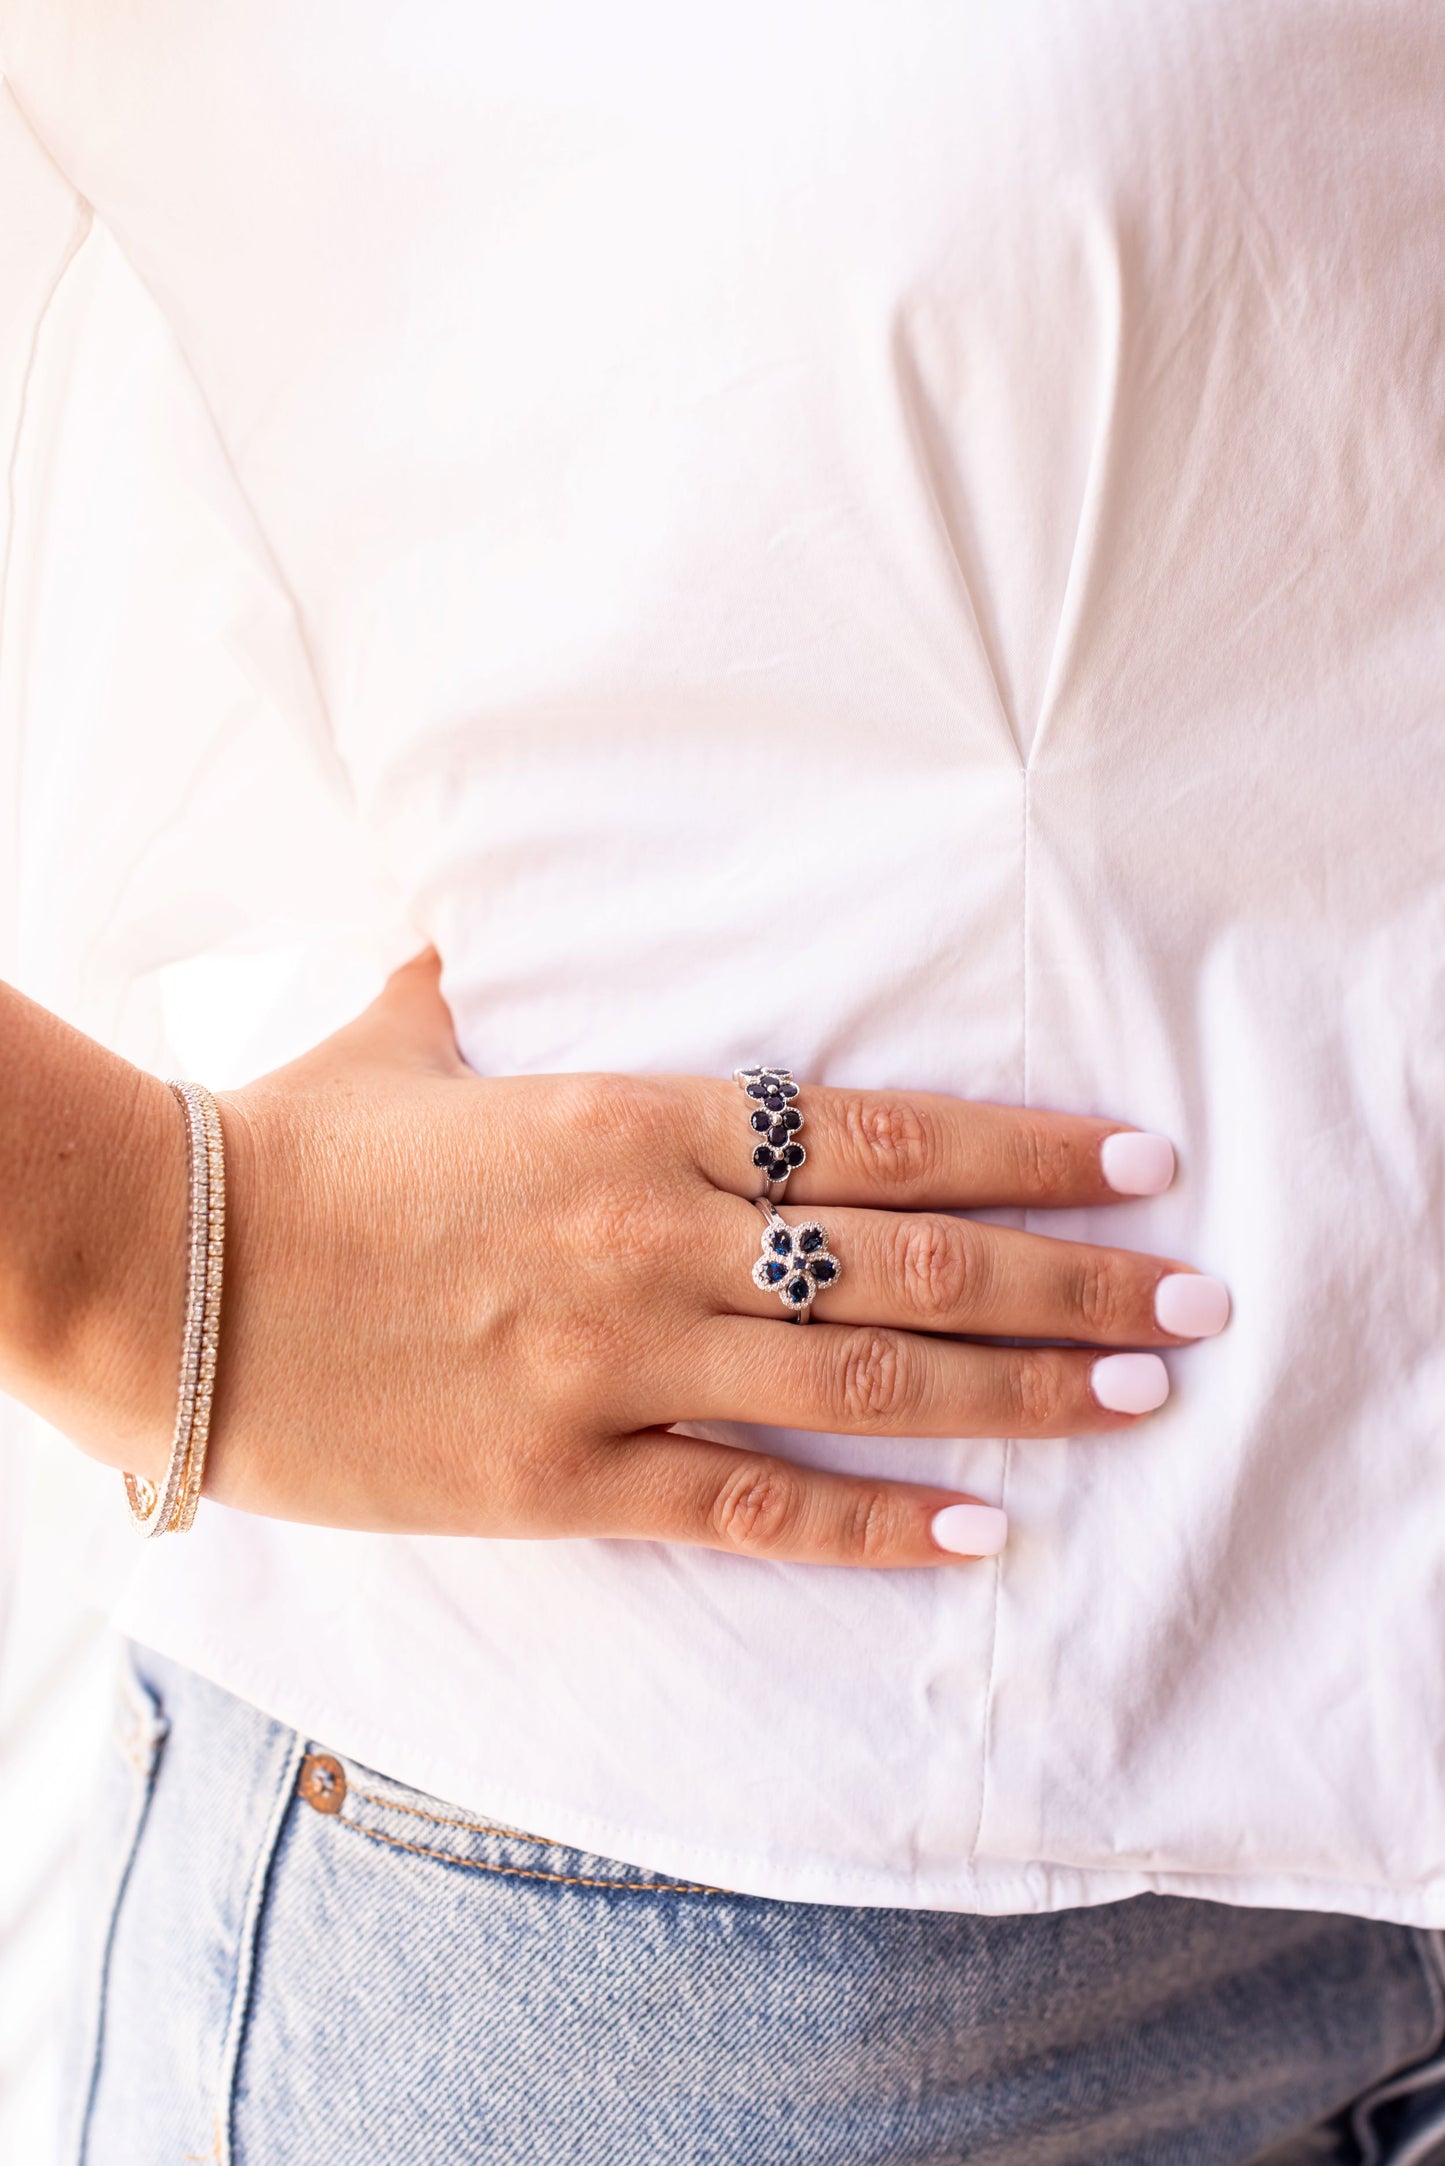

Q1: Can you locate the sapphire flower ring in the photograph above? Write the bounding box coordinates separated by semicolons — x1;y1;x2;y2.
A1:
751;1199;841;1323
734;1064;806;1200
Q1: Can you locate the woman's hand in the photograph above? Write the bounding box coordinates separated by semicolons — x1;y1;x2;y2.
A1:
174;950;1226;1567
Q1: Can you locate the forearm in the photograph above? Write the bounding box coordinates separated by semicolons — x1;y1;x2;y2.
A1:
0;981;184;1477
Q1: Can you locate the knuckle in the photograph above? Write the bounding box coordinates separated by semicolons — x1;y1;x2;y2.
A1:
1012;1119;1075;1203
1006;1349;1062;1431
563;1071;680;1151
710;1460;802;1554
843;1095;935;1190
843;1486;903;1564
1074;1253;1122;1337
834;1328;915;1429
894;1215;980;1320
559;1080;694;1270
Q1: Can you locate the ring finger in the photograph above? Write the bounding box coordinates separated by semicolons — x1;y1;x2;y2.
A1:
699;1308;1167;1439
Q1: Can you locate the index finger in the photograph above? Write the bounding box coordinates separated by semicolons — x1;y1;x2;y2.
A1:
689;1081;1176;1212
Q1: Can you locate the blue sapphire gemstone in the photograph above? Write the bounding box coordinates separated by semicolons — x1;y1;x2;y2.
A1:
810;1258;837;1283
799;1227;825;1253
763;1090;786;1112
750;1109;772;1133
767;1120;791;1145
781;1144;805;1169
746;1081;768;1100
784;1277;810;1305
777;1079;799;1099
768;1227;792;1254
782;1107;802;1132
752;1143;774;1169
764;1259;788;1285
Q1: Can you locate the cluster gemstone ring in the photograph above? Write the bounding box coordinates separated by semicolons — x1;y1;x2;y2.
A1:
733;1064;805;1200
751;1200;841;1322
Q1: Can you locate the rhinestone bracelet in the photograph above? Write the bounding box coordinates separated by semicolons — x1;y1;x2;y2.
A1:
122;1080;226;1537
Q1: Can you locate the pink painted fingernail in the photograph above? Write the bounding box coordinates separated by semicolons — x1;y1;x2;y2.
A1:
930;1504;1009;1557
1154;1273;1230;1338
1100;1131;1176;1196
1091;1352;1170;1414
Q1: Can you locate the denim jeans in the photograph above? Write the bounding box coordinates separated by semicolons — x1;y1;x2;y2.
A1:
65;1645;1445;2166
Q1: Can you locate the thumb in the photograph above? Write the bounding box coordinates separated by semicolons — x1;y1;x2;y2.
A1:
345;947;467;1075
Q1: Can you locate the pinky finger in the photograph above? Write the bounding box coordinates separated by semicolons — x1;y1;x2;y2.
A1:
594;1429;1009;1569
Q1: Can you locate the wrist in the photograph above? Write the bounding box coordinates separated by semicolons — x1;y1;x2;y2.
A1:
0;1054;187;1478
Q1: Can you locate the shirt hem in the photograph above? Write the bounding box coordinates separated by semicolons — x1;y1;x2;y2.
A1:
114;1601;1445;1930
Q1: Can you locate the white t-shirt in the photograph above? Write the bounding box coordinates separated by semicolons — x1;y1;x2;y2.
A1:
4;0;1445;1920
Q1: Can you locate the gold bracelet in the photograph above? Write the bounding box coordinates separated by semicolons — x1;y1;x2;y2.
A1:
122;1080;226;1537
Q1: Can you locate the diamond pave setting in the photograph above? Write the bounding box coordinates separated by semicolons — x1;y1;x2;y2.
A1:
751;1211;841;1315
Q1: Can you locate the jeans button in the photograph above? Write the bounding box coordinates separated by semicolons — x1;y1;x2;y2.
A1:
298;1753;347;1815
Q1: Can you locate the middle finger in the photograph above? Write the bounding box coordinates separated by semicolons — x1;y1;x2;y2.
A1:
714;1198;1230;1347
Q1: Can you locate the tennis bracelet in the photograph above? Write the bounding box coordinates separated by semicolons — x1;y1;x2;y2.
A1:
122;1080;226;1537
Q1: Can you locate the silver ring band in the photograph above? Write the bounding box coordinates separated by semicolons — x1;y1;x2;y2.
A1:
733;1064;806;1201
751;1197;840;1323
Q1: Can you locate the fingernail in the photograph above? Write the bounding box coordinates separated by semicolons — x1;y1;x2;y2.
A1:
930;1503;1009;1557
1091;1352;1170;1414
1100;1131;1176;1196
1154;1273;1230;1338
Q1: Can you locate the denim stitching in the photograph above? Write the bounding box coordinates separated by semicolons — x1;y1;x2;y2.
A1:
333;1810;721;1895
347;1779;549;1846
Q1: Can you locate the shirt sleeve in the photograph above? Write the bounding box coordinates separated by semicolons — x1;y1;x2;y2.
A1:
0;83;415;1081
